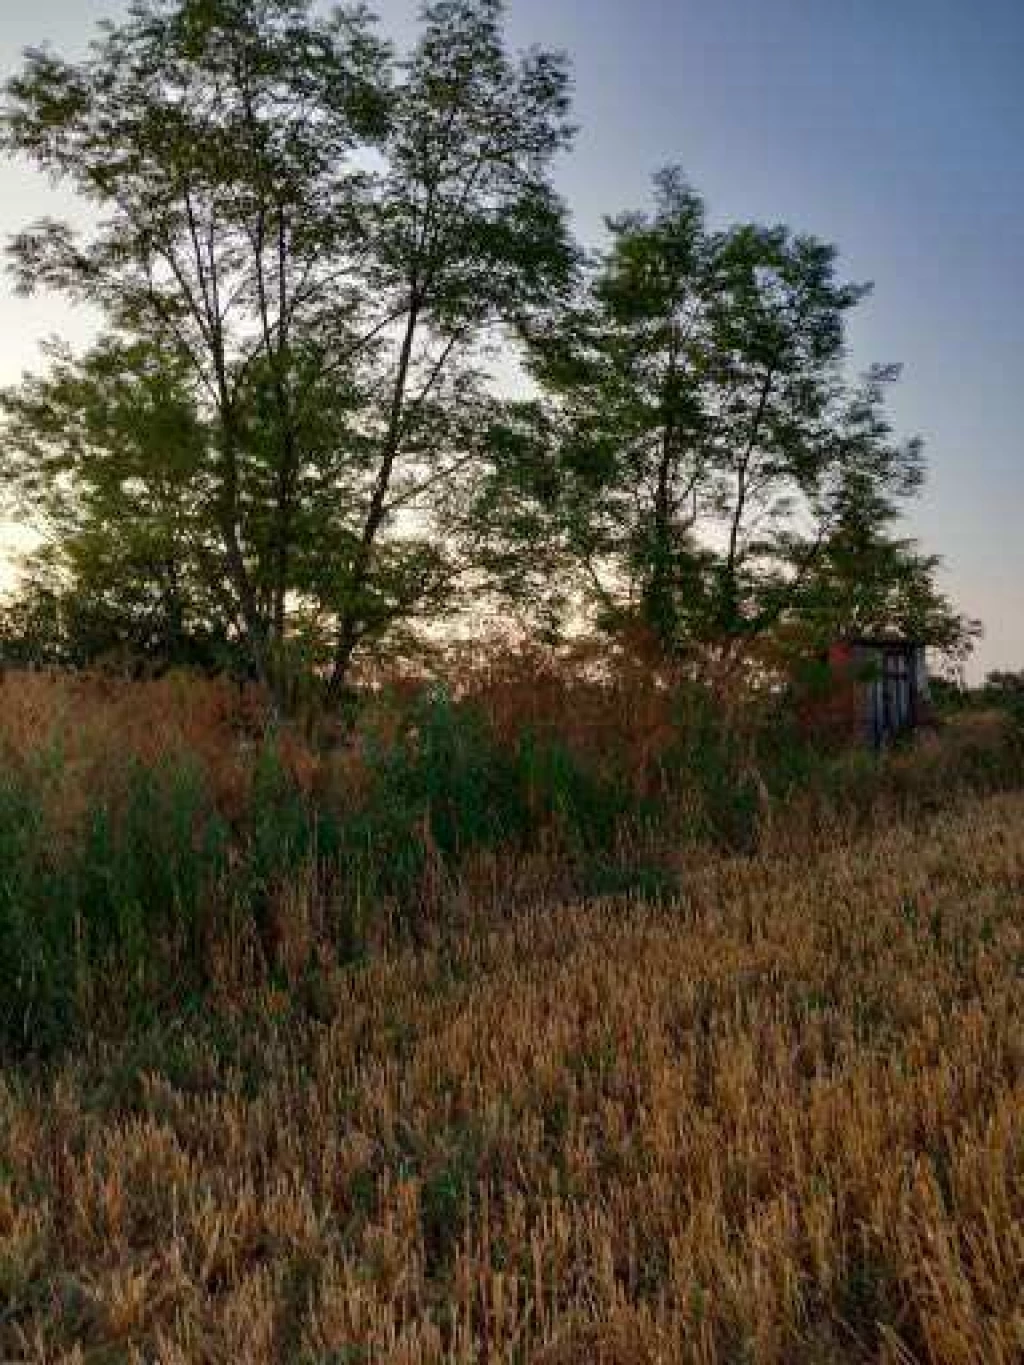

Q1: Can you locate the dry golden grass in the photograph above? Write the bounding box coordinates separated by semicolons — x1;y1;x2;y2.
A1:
0;668;283;808
3;781;1024;1362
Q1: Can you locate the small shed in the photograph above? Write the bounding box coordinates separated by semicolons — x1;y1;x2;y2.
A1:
826;636;931;749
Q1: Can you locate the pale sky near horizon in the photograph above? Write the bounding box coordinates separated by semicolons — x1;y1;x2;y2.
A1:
0;0;1021;677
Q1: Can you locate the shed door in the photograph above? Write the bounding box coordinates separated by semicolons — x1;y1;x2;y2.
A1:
882;651;911;735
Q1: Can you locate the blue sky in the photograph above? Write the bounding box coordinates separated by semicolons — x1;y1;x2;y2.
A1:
1;0;1021;675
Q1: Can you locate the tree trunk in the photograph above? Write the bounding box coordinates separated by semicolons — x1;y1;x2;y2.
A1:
326;296;422;706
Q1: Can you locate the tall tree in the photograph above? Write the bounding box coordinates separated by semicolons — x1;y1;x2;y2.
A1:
321;0;575;701
3;0;391;687
2;0;576;702
701;222;866;639
786;367;980;661
519;168;715;651
520;170;963;662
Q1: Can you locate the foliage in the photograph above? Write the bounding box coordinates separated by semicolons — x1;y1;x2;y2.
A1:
0;2;977;689
0;338;237;669
973;669;1024;731
515;169;974;662
1;0;576;698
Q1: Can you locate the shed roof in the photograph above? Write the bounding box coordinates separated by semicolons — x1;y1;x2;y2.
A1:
839;634;925;652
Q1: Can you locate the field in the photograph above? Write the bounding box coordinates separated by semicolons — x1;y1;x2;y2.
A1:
2;671;1024;1362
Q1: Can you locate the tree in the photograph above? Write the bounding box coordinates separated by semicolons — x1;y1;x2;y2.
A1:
699;221;867;640
786;366;980;664
320;0;575;701
0;337;234;669
519;170;969;665
983;671;1024;701
518;168;716;652
3;0;390;687
2;0;576;703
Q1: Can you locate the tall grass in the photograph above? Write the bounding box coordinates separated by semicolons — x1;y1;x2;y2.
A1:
0;661;1021;1059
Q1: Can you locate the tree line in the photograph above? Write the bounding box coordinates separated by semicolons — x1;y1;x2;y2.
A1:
0;0;976;705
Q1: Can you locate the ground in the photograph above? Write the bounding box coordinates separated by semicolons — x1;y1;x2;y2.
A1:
3;782;1024;1363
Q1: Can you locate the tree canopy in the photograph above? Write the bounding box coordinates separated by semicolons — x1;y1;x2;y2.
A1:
0;0;977;699
513;169;975;665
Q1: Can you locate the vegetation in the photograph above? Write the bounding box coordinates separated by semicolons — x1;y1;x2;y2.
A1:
0;0;575;697
0;654;1019;1057
512;170;970;658
0;2;1014;1361
1;666;1023;1359
0;0;975;694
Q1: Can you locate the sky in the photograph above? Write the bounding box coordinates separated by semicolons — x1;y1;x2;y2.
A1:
0;0;1022;676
